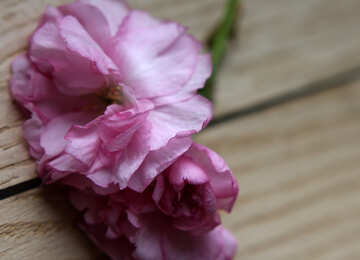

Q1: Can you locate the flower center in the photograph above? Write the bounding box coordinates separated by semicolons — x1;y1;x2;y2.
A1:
97;85;124;105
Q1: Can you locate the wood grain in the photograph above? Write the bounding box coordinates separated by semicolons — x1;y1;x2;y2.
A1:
215;0;360;116
0;187;107;260
0;0;225;189
196;82;360;259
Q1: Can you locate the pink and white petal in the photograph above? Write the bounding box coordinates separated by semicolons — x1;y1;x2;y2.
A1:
59;1;111;50
47;153;86;174
59;0;127;50
11;55;59;106
163;225;237;260
167;156;209;188
30;18;110;96
134;216;236;260
60;0;128;43
128;136;192;192
153;54;212;106
10;55;34;103
30;21;68;73
187;144;238;212
113;11;199;99
59;16;117;75
100;104;151;152
10;55;104;124
23;113;44;160
113;121;152;189
87;168;115;188
37;6;64;28
34;93;104;123
132;215;164;260
148;95;212;150
40;112;93;158
65;124;100;166
53;66;106;96
84;0;129;36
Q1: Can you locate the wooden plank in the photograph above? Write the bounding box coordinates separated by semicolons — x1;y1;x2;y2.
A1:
215;0;360;116
0;0;225;189
195;82;360;259
1;80;359;259
0;187;107;260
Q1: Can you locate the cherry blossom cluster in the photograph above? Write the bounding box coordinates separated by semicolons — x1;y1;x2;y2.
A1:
10;0;238;259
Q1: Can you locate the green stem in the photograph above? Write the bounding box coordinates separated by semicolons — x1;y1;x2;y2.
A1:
199;0;239;101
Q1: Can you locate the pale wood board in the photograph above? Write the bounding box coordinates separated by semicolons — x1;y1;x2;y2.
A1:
195;82;360;259
215;0;360;116
0;188;107;260
1;80;360;259
0;0;225;189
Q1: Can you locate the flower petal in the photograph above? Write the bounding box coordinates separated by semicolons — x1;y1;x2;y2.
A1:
113;10;199;99
167;156;209;188
113;121;152;189
148;95;212;150
23;112;44;160
40;112;90;158
128;137;192;192
153;54;212;106
186;144;239;212
59;0;128;49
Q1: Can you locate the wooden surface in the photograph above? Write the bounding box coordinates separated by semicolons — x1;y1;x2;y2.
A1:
215;0;360;116
196;82;360;259
0;188;107;260
1;0;360;259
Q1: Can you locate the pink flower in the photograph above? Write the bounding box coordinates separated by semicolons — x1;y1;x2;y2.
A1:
152;143;238;234
70;188;237;260
10;0;239;258
67;142;238;259
83;217;237;260
10;0;212;192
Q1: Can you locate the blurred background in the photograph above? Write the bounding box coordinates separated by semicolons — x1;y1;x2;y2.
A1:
1;0;360;259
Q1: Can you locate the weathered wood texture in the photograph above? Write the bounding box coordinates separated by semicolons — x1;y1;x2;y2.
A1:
0;0;225;189
215;0;360;116
196;83;360;259
0;188;107;260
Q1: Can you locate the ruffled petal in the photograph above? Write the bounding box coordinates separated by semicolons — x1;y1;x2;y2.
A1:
10;54;55;105
23;112;44;160
113;121;152;189
133;215;236;260
186;144;239;212
167;156;209;188
83;0;128;36
29;17;112;95
113;10;199;99
162;225;237;260
128;137;192;192
59;15;117;75
59;0;128;50
40;112;91;158
148;95;212;150
153;54;212;106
